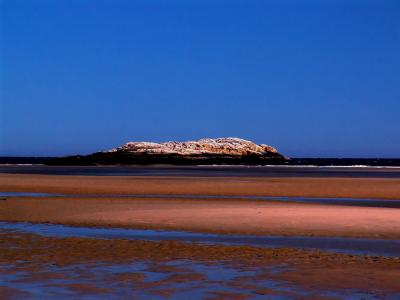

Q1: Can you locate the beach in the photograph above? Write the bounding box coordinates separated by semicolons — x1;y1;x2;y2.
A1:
1;228;400;299
2;172;400;198
1;173;400;238
1;168;400;298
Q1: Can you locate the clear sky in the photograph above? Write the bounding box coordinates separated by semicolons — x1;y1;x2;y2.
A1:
1;0;399;157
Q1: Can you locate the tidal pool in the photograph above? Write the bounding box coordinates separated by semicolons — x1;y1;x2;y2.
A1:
1;192;400;208
2;258;398;300
1;221;399;257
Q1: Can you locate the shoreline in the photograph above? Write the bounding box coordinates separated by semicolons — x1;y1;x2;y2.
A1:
3;164;400;180
2;163;400;167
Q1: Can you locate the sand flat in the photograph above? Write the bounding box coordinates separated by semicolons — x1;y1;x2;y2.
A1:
1;173;400;199
1;197;400;239
1;174;400;239
1;229;399;298
1;173;400;298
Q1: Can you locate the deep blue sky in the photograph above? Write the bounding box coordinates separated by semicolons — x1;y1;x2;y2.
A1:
1;0;399;157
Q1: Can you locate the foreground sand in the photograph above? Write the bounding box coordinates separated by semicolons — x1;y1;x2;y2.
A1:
1;173;400;298
1;174;400;238
1;229;400;297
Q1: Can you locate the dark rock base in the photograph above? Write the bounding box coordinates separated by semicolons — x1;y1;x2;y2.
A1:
47;152;287;166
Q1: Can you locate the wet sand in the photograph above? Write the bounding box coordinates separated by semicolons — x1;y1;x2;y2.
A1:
1;229;399;299
1;173;400;199
1;173;400;298
1;174;400;239
2;197;400;239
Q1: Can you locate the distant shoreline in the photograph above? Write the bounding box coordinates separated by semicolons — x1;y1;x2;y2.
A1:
2;164;400;169
1;156;400;167
2;164;400;179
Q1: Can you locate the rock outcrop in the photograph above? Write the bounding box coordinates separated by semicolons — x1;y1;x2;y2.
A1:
107;138;279;156
48;138;287;165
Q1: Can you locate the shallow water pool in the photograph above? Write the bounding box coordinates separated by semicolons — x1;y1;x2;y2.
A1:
1;192;400;208
1;221;399;257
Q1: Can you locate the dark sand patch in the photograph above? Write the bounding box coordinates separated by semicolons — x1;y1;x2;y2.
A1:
67;283;111;294
206;290;252;300
0;286;32;300
111;272;146;283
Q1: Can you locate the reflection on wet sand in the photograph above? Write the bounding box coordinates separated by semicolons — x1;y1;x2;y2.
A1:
5;260;393;300
1;228;399;300
1;221;400;257
2;192;400;208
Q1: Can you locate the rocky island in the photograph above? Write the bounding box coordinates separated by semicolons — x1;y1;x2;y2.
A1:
48;137;287;165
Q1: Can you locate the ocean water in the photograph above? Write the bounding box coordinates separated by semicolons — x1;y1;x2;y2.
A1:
1;164;400;178
1;157;400;167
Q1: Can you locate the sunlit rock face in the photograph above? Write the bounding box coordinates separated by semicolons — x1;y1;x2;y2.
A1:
48;138;287;165
107;138;279;156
